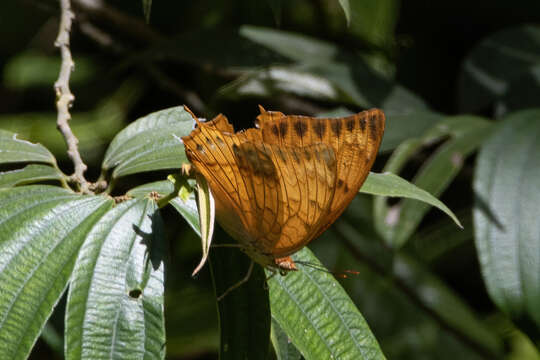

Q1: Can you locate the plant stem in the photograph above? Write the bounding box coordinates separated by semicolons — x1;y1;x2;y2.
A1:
54;0;90;193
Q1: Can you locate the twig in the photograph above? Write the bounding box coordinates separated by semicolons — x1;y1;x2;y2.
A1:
54;0;90;193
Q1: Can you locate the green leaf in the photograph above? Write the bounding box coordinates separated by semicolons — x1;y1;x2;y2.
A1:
0;185;112;360
3;52;96;89
211;240;271;360
219;66;344;104
66;198;166;360
347;0;400;49
458;24;540;115
271;318;302;360
361;172;462;230
380;110;443;152
473;109;540;328
0;129;56;165
373;116;492;248
102;106;194;178
142;0;152;23
127;178;200;237
268;248;385;360
0;164;63;188
338;0;351;25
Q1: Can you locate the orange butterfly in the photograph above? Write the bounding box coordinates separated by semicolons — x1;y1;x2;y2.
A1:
182;105;384;280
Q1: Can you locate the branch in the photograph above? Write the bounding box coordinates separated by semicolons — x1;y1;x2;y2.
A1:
54;0;90;193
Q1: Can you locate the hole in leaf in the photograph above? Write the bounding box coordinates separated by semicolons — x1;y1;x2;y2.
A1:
129;289;142;299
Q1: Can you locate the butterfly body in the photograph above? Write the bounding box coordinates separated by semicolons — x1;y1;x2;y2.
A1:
182;106;384;272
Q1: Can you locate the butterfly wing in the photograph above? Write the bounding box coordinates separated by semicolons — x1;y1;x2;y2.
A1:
256;108;385;238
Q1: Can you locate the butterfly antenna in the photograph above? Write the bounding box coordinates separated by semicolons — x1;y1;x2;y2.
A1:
294;260;360;279
258;104;267;114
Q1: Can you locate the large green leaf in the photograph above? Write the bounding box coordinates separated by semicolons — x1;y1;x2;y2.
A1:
371;116;491;248
102;106;194;178
361;172;461;231
66;198;166;360
211;236;271;360
0;185;112;360
458;25;540;115
0;129;56;165
268;248;385;360
473;109;540;328
0;164;63;188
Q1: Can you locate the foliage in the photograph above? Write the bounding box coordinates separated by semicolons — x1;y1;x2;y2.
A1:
0;1;539;359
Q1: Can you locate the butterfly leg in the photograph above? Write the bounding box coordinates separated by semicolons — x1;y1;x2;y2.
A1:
216;260;254;301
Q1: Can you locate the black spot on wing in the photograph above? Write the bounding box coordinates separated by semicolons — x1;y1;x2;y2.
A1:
331;120;342;137
279;121;288;137
313;120;326;140
293;119;307;138
346;118;355;132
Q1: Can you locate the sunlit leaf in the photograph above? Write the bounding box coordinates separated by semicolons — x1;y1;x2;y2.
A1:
0;130;56;165
66;198;165;360
361;172;462;230
103;106;193;178
0;164;63;188
0;186;112;360
268;248;385;360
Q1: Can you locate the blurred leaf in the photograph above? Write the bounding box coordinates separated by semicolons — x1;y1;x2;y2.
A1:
361;172;462;230
332;218;504;357
473;109;540;329
0;78;143;163
151;29;289;70
128;178;201;237
211;241;271;360
458;24;540;115
372;116;491;248
0;164;63;188
0;129;56;165
271;318;302;360
103;106;193;178
409;210;473;262
66;198;165;360
3;52;96;89
219;66;344;103
239;26;337;64
0;185;112;360
41;322;63;355
380;110;443;152
192;175;215;276
339;0;351;25
268;248;385;359
142;0;152;23
239;25;428;111
348;0;400;49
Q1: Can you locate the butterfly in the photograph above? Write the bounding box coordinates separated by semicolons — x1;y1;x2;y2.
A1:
182;105;384;277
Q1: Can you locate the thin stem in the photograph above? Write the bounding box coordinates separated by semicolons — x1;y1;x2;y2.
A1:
54;0;90;193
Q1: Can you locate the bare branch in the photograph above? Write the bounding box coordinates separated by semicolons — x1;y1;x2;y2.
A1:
54;0;90;193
